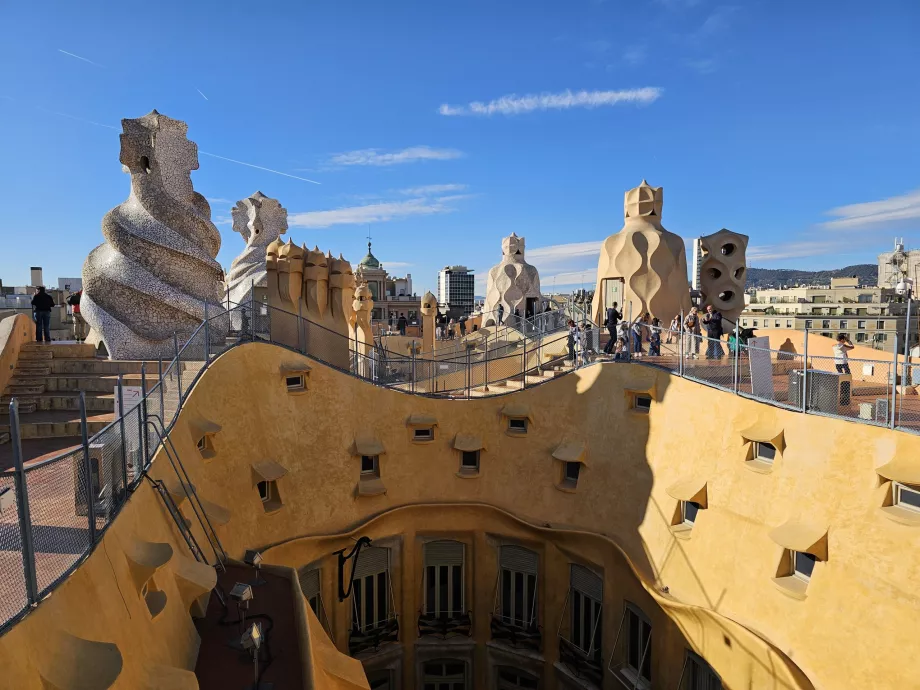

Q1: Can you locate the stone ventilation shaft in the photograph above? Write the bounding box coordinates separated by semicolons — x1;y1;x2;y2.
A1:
593;180;691;325
225;191;288;322
482;233;542;323
81;110;226;359
265;238;356;369
697;229;748;326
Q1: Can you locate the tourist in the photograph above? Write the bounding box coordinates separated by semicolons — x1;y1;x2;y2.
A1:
397;312;408;336
667;314;680;344
702;304;724;359
616;319;630;352
31;286;55;343
567;319;578;363
684;307;702;359
448;318;455;339
614;337;627;361
435;314;443;341
67;289;85;342
603;302;621;355
631;314;647;356
459;316;467;337
497;303;505;326
834;333;854;374
649;318;662;356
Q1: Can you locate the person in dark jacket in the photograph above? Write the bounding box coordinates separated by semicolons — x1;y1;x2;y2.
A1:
497;303;505;326
603;302;621;354
31;286;55;343
702;304;724;359
397;313;408;336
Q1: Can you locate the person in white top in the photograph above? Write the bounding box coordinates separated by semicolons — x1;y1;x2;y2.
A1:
833;333;854;374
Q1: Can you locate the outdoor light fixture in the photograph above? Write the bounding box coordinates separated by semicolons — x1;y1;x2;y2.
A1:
241;622;273;690
228;582;254;647
244;549;267;586
334;535;372;601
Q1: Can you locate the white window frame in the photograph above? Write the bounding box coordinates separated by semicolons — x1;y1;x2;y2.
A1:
786;320;792;328
496;548;538;630
351;549;394;633
754;441;776;463
257;480;272;503
413;427;434;442
877;320;886;330
840;320;848;329
424;541;465;620
804;319;813;329
792;550;816;582
858;320;866;329
508;417;528;434
681;500;700;526
422;659;467;690
564;566;603;659
893;481;920;512
285;374;305;391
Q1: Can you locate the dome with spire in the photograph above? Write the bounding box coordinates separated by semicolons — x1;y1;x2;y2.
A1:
358;241;382;270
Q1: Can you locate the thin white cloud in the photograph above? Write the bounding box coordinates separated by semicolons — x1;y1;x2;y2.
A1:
199;151;321;184
378;261;414;270
329;146;464;167
288;195;467;229
439;87;662;116
196;89;209;101
399;184;467;196
685;58;718;74
58;49;104;67
206;197;233;204
822;189;920;229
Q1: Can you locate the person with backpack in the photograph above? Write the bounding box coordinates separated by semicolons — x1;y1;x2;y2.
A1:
603;302;621;355
67;289;86;342
31;286;55;343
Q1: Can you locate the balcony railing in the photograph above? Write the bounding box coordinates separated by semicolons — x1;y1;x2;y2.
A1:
417;610;472;639
348;616;400;656
559;637;603;687
490;614;542;653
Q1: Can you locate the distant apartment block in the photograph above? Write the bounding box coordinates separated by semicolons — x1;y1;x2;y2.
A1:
438;265;475;318
740;276;918;353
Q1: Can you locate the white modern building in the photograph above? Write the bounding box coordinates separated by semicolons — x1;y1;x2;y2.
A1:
437;265;475;318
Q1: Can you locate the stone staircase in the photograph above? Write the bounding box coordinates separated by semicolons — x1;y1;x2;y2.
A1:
0;342;160;465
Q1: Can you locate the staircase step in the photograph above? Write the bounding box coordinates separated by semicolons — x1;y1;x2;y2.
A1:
14;365;51;377
50;359;161;375
0;410;114;440
19;350;53;361
1;393;114;413
5;384;46;396
41;374;145;393
21;342;97;359
0;399;38;414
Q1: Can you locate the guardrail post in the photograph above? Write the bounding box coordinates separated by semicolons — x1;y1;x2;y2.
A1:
79;392;97;543
678;310;684;376
801;328;809;413
174;332;183;406
523;331;528;380
733;321;740;393
203;301;211;362
117;375;128;496
10;399;39;605
158;357;165;422
891;340;900;430
466;347;472;399
484;334;490;393
140;363;149;466
411;341;417;394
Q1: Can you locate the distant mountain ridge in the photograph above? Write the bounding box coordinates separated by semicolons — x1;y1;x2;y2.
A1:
745;264;878;289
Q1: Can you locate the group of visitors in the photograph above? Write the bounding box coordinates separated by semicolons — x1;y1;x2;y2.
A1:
29;286;86;343
599;301;729;361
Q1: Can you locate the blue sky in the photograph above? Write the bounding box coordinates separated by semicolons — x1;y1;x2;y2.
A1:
1;0;919;295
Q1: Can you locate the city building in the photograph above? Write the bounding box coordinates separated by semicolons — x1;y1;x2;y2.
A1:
740;276;918;352
691;237;704;290
437;265;475;318
355;241;421;324
878;238;920;289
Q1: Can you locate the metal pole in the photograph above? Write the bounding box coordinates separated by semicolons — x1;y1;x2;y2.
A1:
158;357;165;423
733;321;740;394
466;347;472;399
10;399;39;605
79;392;97;543
298;300;304;354
679;309;684;376
203;301;211;362
117;375;128;495
891;334;900;430
801;328;809;413
523;329;528;379
483;334;490;393
411;341;417;394
140;363;148;465
627;303;633;361
174;332;183;405
898;294;912;429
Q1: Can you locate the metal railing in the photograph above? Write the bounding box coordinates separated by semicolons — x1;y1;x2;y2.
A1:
3;297;920;635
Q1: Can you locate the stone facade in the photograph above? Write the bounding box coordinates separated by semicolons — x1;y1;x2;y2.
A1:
593;180;691;325
482;233;542;324
81;111;226;359
225;191;288;325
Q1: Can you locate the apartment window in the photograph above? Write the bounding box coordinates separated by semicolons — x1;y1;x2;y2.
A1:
786;320;792;328
460;450;479;472
774;320;780;328
300;568;322;615
508;418;528;434
497;667;539;690
804;320;813;329
623;605;652;689
563;461;581;488
858;320;866;329
569;565;602;658
877;320;885;330
791;550;817;581
741;320;747;327
632;394;652;413
361;455;379;477
257;480;272;503
752;320;758;327
414;427;435;442
754;442;776;463
351;547;393;633
821;320;830;329
679;651;722;690
285;374;305;391
840;320;848;329
423;660;466;690
424;541;464;620
877;334;888;342
498;545;538;629
858;293;873;303
856;333;868;342
681;501;701;526
894;482;920;512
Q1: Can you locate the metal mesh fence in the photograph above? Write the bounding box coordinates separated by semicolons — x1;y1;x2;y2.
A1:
896;361;920;431
0;473;28;628
806;354;893;425
680;334;734;392
735;340;802;410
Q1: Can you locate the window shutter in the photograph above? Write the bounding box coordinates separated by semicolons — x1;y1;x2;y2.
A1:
353;546;389;579
424;540;464;567
500;545;538;575
571;564;603;601
299;568;320;600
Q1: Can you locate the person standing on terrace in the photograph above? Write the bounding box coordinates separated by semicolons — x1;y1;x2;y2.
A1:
702;304;724;359
834;333;854;374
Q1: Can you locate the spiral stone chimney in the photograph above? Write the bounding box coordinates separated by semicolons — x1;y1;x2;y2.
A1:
81;111;226;358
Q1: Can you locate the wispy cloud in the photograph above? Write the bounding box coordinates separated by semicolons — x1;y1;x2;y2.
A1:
58;49;104;67
288;194;470;229
822;189;920;229
329;146;464;167
196;89;209;101
584;40;612;55
527;241;602;265
206;197;234;205
377;261;414;270
199;151;321;184
695;6;738;38
439;87;662;116
399;183;467;196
